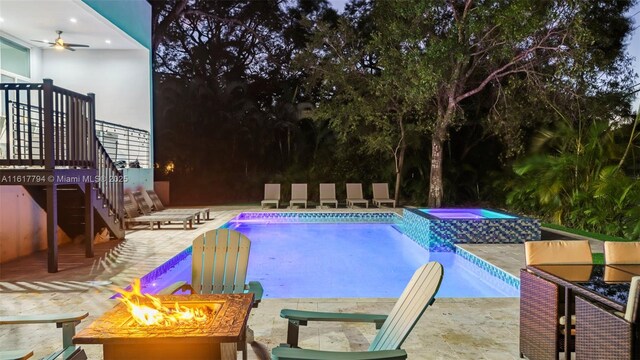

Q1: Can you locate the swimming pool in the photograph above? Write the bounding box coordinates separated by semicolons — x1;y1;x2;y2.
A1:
139;214;519;298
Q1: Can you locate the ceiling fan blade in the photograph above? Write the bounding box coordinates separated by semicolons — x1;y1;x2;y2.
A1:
31;40;55;45
64;46;76;52
64;43;90;48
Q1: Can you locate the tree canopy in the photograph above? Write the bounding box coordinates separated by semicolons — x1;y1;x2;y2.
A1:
342;0;637;207
150;0;639;240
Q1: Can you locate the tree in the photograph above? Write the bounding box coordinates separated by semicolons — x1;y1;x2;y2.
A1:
151;0;345;203
370;0;636;207
295;2;428;204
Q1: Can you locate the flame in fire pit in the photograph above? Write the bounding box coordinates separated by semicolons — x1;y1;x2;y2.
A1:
116;279;208;326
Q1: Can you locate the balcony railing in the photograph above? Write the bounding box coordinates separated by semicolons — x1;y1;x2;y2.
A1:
1;80;95;167
96;120;150;168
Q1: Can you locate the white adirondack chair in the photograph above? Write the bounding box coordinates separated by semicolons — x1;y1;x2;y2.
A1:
160;229;264;360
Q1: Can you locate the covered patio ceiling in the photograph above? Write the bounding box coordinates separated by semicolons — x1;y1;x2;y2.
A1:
0;0;142;50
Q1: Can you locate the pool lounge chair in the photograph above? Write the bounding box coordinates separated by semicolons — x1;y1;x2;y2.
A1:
289;183;308;208
159;229;264;360
146;190;211;222
372;183;396;208
262;183;281;208
319;183;338;208
346;183;368;208
132;191;203;224
124;193;194;230
0;312;89;360
271;262;443;360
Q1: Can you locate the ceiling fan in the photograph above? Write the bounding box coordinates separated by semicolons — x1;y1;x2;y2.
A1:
32;30;89;51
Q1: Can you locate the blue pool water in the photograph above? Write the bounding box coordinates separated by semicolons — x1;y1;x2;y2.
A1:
142;222;519;298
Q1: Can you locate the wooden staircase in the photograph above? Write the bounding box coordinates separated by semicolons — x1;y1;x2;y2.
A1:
0;79;125;272
24;184;125;241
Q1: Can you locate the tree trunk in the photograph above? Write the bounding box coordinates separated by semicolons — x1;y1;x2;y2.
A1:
428;132;444;208
428;98;455;208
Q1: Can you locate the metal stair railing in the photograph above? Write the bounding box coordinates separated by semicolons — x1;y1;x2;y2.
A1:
95;137;124;227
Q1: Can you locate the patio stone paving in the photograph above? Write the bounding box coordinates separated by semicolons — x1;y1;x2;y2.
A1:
0;206;546;359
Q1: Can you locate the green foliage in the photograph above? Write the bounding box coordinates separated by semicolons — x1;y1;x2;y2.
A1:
152;0;349;204
542;223;632;242
506;111;640;239
366;0;637;206
592;253;604;265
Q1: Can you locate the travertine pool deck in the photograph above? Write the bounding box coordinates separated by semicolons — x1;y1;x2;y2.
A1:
0;206;540;359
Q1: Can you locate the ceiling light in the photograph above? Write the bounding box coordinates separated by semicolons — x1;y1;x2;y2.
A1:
105;39;111;44
70;18;77;23
0;18;5;22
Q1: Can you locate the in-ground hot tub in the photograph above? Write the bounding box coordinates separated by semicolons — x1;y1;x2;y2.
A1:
402;208;540;245
421;208;516;220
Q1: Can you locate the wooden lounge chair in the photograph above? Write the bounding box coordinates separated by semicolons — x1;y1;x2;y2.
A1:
372;183;396;208
289;183;308;208
159;229;264;360
123;193;194;230
146;190;211;222
261;183;281;208
132;191;201;224
271;262;443;360
319;183;338;208
345;183;368;208
604;241;640;264
0;312;89;360
575;276;640;359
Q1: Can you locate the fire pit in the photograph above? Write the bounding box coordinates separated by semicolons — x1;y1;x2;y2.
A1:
73;293;253;360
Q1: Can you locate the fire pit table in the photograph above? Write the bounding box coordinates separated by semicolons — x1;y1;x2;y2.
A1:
73;293;253;360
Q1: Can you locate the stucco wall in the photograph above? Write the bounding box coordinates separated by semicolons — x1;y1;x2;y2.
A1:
0;186;70;264
123;168;153;193
41;49;151;131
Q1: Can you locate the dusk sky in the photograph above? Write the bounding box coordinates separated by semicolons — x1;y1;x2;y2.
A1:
328;0;640;110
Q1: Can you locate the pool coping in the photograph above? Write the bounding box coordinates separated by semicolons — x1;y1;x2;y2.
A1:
411;207;520;220
453;246;520;290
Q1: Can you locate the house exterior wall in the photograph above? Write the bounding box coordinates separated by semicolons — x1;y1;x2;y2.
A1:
30;46;43;81
0;186;71;263
81;0;153;167
123;168;153;193
41;49;151;131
